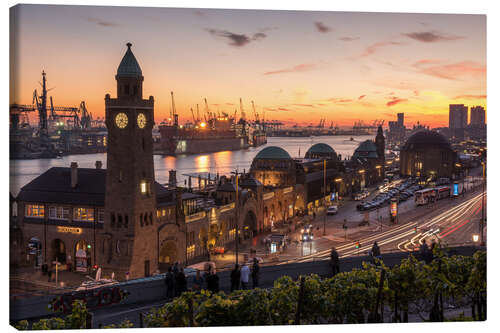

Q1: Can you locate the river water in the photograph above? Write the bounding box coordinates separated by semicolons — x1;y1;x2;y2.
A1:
10;135;374;196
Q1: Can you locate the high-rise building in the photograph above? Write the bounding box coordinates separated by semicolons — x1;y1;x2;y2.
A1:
449;104;468;129
470;106;486;127
397;113;404;126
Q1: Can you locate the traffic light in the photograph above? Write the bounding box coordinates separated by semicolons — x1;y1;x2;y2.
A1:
87;244;92;249
93;264;98;270
414;226;418;233
355;241;360;249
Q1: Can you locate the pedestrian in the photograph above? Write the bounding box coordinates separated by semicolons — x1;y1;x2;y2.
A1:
330;247;340;276
164;266;175;299
240;263;250;289
175;267;187;297
371;241;381;257
420;240;430;264
192;269;204;293
173;262;179;276
230;264;241;292
251;258;260;288
206;267;219;294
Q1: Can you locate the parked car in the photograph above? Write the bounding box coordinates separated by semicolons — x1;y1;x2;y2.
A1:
327;205;338;215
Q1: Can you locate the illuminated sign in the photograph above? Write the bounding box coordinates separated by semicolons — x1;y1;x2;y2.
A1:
390;200;398;217
453;183;459;196
57;226;82;234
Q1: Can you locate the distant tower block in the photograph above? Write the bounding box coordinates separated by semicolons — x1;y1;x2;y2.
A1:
98;43;158;279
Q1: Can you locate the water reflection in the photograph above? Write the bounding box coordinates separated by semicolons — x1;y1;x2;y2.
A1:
10;135;373;195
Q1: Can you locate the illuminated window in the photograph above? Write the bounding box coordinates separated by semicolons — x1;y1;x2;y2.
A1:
157;210;161;218
25;204;44;218
162;209;166;217
140;181;147;194
73;208;94;222
48;206;69;220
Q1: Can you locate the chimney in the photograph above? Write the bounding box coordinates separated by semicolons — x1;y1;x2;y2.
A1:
95;160;103;169
168;170;177;188
70;162;78;188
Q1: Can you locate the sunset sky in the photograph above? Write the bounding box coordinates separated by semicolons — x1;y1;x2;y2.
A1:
10;4;486;127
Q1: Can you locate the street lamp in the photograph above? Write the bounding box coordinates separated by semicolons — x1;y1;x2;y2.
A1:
472;234;479;243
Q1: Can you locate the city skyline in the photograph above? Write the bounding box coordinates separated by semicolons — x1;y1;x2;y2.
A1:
10;5;486;127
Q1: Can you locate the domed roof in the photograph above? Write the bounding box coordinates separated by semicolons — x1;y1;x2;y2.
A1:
306;143;336;155
254;146;292;160
117;43;143;77
352;140;379;159
403;130;451;151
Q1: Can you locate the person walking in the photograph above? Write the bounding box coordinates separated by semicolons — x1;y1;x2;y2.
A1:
164;266;175;299
206;267;219;294
330;247;340;276
175;267;187;297
240;263;250;289
230;264;241;292
251;258;260;288
192;270;204;293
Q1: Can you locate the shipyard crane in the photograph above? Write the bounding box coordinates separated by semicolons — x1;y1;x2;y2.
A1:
49;96;80;129
251;100;259;124
190;108;196;124
171;91;179;126
9;103;36;129
196;104;201;123
239;98;246;121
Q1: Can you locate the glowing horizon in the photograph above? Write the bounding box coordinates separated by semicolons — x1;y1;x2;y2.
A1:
10;5;486;128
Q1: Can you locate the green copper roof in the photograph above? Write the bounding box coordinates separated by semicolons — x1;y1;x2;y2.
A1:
352;140;379;159
117;43;142;77
254;146;292;160
306;143;335;154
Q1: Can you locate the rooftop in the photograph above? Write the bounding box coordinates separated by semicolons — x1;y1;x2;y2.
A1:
116;42;143;77
254;146;292;160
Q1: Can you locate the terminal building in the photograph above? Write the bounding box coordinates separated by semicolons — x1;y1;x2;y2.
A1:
399;130;457;179
11;43;388;279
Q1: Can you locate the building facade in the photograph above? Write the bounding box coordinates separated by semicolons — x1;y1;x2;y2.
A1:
400;130;457;179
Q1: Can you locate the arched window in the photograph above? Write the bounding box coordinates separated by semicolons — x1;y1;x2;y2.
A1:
124;215;129;228
117;214;123;228
110;213;116;227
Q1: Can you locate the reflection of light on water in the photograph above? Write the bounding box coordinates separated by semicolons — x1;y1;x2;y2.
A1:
195;155;210;172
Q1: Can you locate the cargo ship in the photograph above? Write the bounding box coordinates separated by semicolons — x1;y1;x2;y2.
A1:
154;114;252;155
154;94;266;155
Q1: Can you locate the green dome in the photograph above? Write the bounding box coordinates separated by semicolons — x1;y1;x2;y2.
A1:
353;140;379;159
117;43;143;77
306;143;335;155
254;146;292;160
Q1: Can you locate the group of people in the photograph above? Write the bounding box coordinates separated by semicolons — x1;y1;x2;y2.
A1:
164;262;188;299
230;258;260;291
164;258;261;300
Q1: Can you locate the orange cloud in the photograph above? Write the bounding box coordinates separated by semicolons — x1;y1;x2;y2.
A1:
415;61;486;80
263;63;317;75
361;41;404;57
386;97;408;107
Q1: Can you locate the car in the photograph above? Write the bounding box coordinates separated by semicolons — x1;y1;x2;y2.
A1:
327;205;338;215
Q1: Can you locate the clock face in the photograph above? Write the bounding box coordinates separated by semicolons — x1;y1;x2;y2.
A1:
137;113;147;129
115;113;128;129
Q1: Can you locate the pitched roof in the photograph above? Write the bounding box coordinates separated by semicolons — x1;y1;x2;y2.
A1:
17;167;106;206
116;43;143;77
17;167;174;207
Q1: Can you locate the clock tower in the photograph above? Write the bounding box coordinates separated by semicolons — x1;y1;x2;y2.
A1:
99;42;158;279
